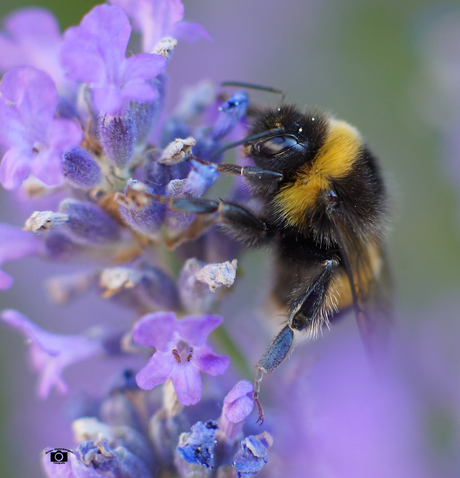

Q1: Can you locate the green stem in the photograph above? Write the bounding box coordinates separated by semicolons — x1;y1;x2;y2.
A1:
212;325;253;380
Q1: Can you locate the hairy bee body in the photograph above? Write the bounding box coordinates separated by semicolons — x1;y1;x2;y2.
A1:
226;105;390;341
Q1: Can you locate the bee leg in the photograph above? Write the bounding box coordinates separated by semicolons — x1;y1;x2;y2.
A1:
147;193;272;247
192;157;284;182
288;258;338;332
252;259;338;423
217;201;271;246
253;325;294;424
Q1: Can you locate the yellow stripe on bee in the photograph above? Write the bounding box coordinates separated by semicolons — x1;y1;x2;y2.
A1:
274;119;362;229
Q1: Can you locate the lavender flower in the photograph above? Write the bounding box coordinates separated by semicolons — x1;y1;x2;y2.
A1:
233;433;272;478
219;380;254;441
0;223;43;289
0;67;83;189
176;420;218;468
165;159;219;232
212;92;249;140
0;8;68;91
109;0;212;53
133;312;230;405
61;4;167;115
0;2;259;477
1;309;104;398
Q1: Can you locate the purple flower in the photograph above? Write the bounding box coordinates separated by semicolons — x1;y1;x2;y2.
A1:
176;420;219;469
133;311;230;405
219;380;254;440
109;0;212;53
0;67;83;189
61;4;167;115
0;224;43;290
212;91;249;140
0;8;68;92
233;432;272;478
1;309;104;398
165;160;219;232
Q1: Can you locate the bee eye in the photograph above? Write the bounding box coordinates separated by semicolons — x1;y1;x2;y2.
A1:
256;135;299;157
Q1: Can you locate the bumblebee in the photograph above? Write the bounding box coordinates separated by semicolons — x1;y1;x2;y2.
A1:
151;85;392;422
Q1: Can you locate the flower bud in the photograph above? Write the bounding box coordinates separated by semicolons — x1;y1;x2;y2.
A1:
59;199;120;246
212;91;248;140
118;152;178;236
219;381;254;441
131;74;167;146
44;232;82;259
165;160;218;233
63;146;102;189
136;265;180;311
99;111;137;169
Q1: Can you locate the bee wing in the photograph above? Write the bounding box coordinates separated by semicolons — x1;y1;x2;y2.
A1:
331;216;393;363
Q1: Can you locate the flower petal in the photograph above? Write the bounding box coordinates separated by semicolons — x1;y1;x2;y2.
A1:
1;309;104;398
61;4;130;85
48;117;84;153
92;86;124;115
37;354;69;398
132;311;177;350
0;147;32;190
0;8;67;90
178;314;223;346
30;118;83;187
170;362;202;405
121;80;158;105
0;67;57;148
123;53;167;83
135;351;175;390
110;0;184;52
223;380;254;424
0;224;42;289
193;344;230;376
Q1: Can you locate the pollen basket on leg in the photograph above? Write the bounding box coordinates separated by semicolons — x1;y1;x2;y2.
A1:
273;119;362;229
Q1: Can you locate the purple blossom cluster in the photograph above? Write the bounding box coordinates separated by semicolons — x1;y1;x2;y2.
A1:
0;2;268;477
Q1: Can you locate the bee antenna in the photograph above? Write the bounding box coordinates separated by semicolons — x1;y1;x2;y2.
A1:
211;127;284;158
221;81;285;109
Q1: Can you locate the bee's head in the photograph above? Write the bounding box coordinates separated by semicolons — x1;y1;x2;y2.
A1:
244;105;329;179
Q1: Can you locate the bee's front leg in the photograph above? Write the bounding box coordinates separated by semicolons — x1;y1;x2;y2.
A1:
147;193;274;247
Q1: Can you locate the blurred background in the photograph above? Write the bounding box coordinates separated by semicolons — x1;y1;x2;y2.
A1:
1;0;460;476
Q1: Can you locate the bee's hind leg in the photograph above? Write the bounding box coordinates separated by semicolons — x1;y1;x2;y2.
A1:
253;258;339;423
253;325;294;424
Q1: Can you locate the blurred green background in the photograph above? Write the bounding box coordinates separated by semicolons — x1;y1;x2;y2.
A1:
0;0;459;476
